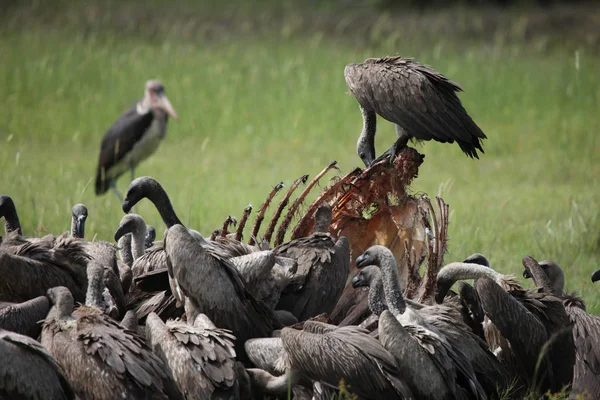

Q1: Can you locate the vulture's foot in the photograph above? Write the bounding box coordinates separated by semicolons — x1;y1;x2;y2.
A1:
374;138;408;166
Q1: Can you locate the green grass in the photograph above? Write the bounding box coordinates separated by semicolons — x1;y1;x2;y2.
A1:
1;1;599;313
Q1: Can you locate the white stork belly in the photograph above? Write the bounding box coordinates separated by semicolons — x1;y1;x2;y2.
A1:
106;119;164;181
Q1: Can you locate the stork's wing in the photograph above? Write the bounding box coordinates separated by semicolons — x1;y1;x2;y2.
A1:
95;104;155;194
345;56;486;157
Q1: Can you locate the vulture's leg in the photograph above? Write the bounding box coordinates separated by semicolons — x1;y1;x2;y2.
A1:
356;106;377;168
374;125;410;165
130;167;136;183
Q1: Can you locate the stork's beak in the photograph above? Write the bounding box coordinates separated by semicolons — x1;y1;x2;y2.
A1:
158;94;178;120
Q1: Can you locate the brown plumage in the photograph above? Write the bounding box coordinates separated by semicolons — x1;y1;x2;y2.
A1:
164;224;279;362
355;246;508;399
0;295;49;338
145;312;238;399
344;56;486;167
0;232;87;303
280;325;413;399
41;286;182;400
437;257;575;395
275;204;350;322
0;328;75;399
244;337;285;375
522;257;600;397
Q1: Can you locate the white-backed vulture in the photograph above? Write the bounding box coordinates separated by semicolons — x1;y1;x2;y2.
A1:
0;328;75;399
280;324;414;399
145;312;239;399
355;246;508;399
344;56;486;167
41;284;182;400
436;255;575;395
275;204;350;321
522;256;600;397
0;295;49;338
164;224;279;362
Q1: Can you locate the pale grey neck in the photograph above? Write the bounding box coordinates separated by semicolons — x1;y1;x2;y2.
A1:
130;229;145;261
70;215;79;238
368;273;387;316
86;266;105;309
118;234;134;267
313;218;330;234
438;262;502;284
378;250;406;316
357;106;376;153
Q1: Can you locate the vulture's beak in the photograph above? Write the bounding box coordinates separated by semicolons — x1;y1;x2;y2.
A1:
158;94;178;120
592;269;600;283
76;215;86;238
355;254;368;268
351;274;364;288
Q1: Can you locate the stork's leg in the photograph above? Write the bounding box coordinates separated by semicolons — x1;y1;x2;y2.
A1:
374;125;409;165
110;182;123;202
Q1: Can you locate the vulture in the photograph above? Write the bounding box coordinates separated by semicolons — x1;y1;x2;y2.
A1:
344;56;486;167
0;231;87;303
592;269;600;282
228;250;297;311
0;194;22;235
275;204;350;322
436;255;575;395
244;337;286;376
69;203;127;317
355;245;508;399
522;257;600;397
41;280;182;399
114;215;183;323
0;328;75;399
145;312;239;399
280;323;414;399
95;80;178;199
0;295;49;338
114;213;165;277
164;224;280;361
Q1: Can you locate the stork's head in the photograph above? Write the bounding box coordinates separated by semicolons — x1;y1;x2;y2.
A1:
144;80;178;119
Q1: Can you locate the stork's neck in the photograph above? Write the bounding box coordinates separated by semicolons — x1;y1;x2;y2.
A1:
378;250;407;316
136;95;152;115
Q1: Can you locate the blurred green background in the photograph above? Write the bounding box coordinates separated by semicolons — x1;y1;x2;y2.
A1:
1;1;598;311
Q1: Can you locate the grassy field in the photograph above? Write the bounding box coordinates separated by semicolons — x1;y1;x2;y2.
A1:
1;1;599;312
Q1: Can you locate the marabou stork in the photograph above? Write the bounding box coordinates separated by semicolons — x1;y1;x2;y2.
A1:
95;80;177;199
